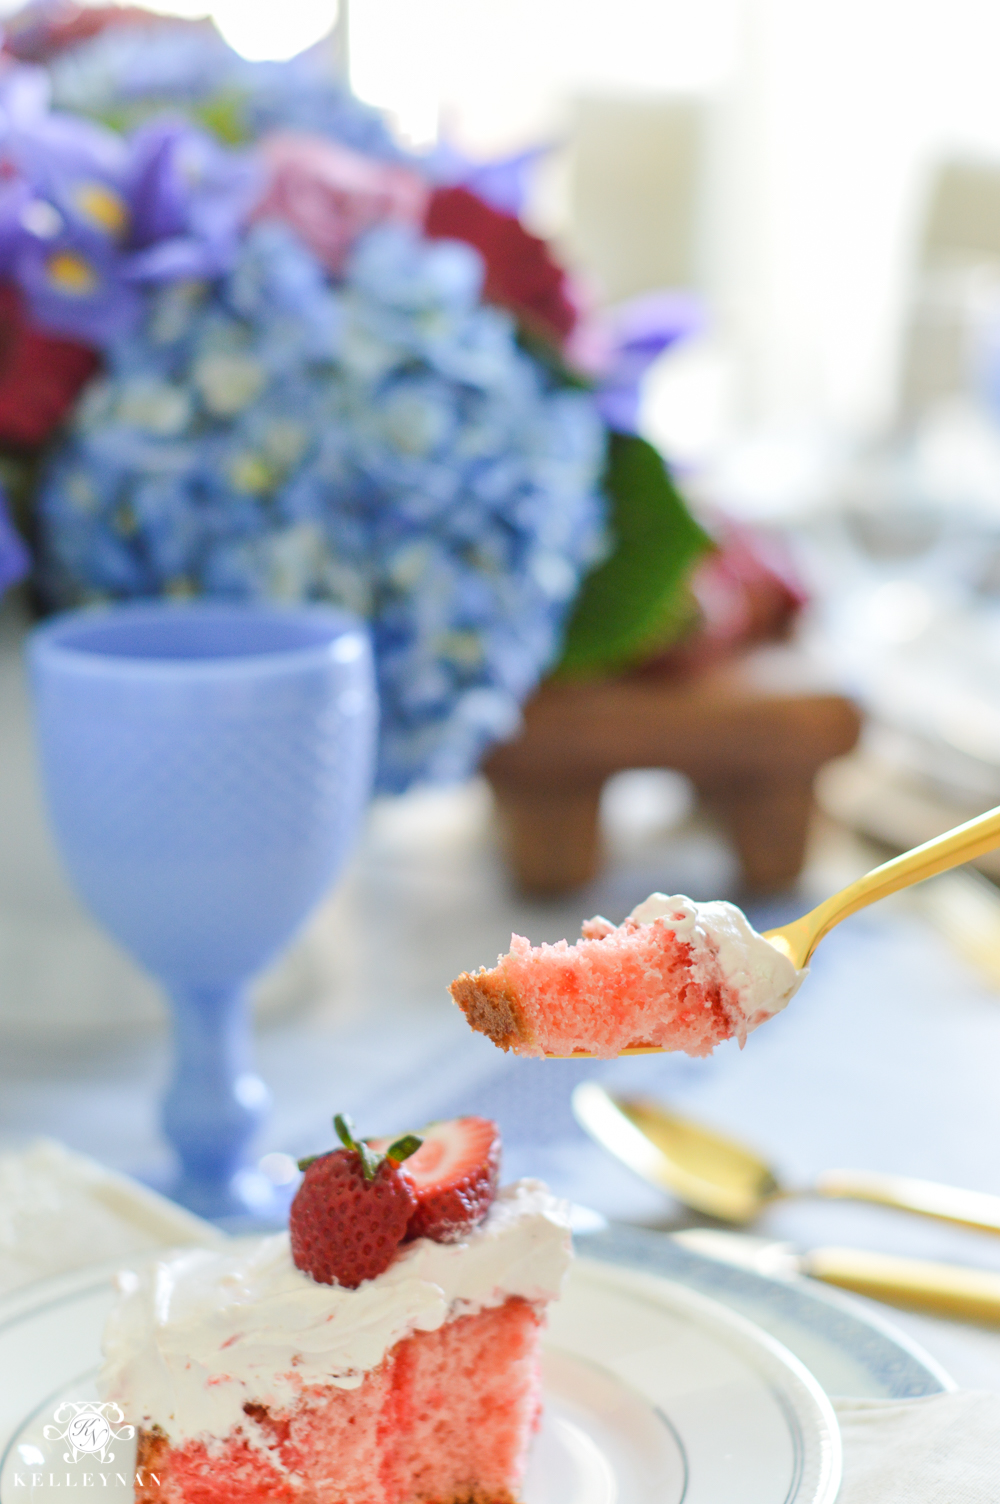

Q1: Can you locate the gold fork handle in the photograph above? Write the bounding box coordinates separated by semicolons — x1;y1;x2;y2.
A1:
803;1246;1000;1323
779;801;1000;965
814;1168;1000;1236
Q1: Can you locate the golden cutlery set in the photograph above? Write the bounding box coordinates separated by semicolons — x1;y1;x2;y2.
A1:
574;1082;1000;1324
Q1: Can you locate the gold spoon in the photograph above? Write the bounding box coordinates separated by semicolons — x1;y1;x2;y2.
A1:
572;1081;1000;1234
763;799;1000;969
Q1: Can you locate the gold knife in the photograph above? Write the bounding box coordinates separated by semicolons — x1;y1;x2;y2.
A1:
673;1228;1000;1323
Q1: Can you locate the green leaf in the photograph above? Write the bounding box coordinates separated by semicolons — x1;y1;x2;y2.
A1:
356;1140;381;1183
554;432;712;677
329;1115;421;1181
386;1134;423;1164
194;93;251;146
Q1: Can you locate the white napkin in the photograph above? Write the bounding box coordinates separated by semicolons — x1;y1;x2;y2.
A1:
835;1393;1000;1502
0;1137;220;1295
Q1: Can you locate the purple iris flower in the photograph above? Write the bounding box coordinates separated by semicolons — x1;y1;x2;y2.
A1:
126;117;193;249
0;64;257;346
0;63;128;188
592;289;706;433
124;118;261;284
426;140;551;217
0;488;30;599
0;64;139;339
11;221;142;342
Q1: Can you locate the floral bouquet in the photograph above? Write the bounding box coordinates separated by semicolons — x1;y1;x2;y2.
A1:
0;3;799;792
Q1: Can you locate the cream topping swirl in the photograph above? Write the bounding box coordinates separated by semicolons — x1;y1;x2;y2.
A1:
628;892;806;1031
99;1179;571;1443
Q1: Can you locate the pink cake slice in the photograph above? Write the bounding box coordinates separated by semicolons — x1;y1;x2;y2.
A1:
449;893;804;1059
102;1181;571;1504
135;1298;541;1504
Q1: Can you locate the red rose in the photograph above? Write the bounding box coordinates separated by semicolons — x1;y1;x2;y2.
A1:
425;185;577;350
0;282;99;451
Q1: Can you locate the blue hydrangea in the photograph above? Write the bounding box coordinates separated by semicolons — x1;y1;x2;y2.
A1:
36;223;607;792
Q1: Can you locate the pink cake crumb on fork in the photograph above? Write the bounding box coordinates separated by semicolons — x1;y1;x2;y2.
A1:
135;1298;542;1504
449;894;805;1059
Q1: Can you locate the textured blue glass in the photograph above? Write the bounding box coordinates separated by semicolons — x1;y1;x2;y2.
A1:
29;601;377;1220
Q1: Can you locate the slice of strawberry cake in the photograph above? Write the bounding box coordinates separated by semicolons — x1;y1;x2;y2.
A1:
100;1116;571;1504
450;892;806;1059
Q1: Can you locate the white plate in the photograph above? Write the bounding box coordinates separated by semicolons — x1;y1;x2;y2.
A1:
0;1255;840;1504
580;1224;954;1399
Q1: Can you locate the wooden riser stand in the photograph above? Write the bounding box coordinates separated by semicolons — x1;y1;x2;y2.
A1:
484;645;863;895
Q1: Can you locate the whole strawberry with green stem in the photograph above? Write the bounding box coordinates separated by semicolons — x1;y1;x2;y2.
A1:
290;1114;423;1288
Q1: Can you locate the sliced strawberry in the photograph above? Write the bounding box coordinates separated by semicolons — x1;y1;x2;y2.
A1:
374;1117;501;1244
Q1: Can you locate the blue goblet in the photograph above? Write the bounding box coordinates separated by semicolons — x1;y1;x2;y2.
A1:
29;601;377;1222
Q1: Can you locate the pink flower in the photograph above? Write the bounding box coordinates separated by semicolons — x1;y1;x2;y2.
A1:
250;132;430;276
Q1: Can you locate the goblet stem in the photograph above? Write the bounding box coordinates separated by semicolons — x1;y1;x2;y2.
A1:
162;981;271;1221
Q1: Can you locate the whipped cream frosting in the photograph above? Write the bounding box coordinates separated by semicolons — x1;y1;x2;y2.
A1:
99;1179;571;1444
628;892;806;1033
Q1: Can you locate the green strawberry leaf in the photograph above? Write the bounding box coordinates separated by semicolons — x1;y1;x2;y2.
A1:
386;1134;423;1164
554;431;712;677
356;1140;381;1182
324;1115;423;1181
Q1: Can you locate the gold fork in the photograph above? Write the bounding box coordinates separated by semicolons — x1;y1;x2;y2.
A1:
764;801;1000;969
560;801;1000;1057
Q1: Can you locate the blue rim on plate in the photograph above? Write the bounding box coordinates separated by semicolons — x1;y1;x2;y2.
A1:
577;1223;954;1398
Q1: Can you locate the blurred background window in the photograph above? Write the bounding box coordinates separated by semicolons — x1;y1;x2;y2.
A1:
355;0;1000;445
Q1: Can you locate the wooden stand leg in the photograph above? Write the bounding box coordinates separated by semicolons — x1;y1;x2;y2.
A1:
488;780;604;895
707;779;816;893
